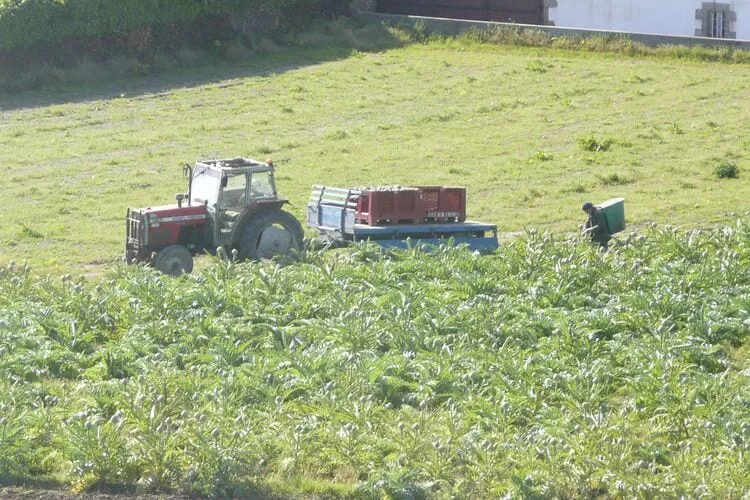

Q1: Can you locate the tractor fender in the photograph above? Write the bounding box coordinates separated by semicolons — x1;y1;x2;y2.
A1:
229;200;289;246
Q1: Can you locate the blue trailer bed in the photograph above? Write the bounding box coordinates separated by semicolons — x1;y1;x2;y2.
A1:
307;185;498;252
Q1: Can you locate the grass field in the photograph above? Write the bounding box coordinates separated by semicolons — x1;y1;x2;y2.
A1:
1;21;748;275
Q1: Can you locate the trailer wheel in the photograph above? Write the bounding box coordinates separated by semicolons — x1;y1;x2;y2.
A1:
239;210;304;260
155;245;193;276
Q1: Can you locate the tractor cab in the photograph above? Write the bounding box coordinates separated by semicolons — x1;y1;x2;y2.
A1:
189;158;285;246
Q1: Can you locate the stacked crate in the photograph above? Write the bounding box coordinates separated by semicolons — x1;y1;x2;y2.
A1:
417;186;466;222
354;186;467;225
355;187;421;225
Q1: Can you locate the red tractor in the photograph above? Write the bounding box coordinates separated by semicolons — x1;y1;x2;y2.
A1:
125;157;304;275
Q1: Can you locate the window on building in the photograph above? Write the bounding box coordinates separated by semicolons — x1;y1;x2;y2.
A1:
709;9;725;37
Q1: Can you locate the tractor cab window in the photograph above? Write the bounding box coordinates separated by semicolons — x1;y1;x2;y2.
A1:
250;170;276;199
191;167;220;206
220;173;248;209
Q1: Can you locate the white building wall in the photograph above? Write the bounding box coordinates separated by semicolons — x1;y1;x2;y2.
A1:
736;2;750;38
549;0;750;40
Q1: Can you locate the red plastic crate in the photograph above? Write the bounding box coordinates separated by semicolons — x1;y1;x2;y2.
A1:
354;186;467;225
415;186;466;222
356;188;423;225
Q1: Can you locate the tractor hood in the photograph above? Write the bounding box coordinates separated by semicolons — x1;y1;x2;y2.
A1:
138;204;207;224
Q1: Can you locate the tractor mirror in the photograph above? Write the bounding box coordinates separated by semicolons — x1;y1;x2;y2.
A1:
221;176;228;188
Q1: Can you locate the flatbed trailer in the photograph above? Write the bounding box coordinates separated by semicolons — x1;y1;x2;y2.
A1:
307;185;498;252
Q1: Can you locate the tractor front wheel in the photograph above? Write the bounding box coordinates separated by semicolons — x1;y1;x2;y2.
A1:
239;210;304;261
155;245;194;276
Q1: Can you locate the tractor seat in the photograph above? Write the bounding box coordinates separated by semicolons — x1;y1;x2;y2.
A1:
220;210;241;235
224;210;240;222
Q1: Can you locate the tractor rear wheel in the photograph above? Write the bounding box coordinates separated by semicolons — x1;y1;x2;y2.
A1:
238;210;304;261
155;245;193;276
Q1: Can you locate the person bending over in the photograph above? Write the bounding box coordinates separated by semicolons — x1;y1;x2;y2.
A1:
582;201;611;249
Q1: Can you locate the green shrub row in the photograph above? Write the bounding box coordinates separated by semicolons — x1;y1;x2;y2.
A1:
0;0;227;51
0;0;349;52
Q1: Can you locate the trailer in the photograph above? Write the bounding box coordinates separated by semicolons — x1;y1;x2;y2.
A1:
307;185;498;252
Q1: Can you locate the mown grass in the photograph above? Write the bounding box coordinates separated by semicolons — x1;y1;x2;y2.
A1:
0;221;748;497
0;20;748;274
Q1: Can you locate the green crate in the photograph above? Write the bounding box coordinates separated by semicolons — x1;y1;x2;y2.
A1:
597;198;625;234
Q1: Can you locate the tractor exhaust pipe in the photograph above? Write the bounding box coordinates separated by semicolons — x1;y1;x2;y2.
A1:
183;163;193;206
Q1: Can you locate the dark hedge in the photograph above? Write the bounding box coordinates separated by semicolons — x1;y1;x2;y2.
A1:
0;0;238;51
0;0;350;82
0;0;349;51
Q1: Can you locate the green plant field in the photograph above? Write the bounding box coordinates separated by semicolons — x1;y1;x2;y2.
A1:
0;222;749;497
1;22;748;275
